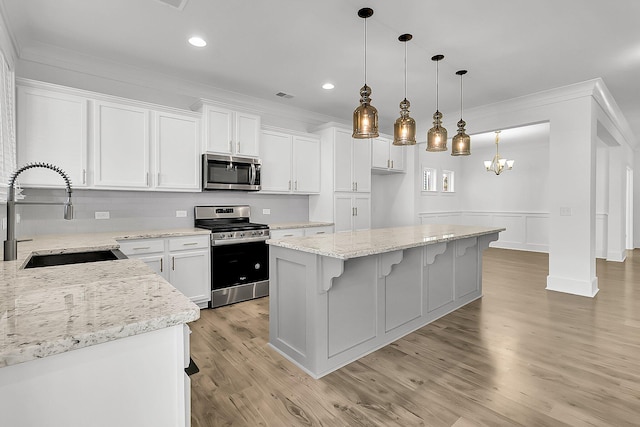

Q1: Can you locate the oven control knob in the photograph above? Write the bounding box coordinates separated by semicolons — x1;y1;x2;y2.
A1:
227;233;233;238
239;232;245;237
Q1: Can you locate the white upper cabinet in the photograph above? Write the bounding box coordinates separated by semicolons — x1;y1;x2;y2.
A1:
371;136;406;173
259;128;320;194
16;85;88;187
201;104;260;157
154;111;200;191
17;79;202;192
93;100;150;189
260;130;292;192
333;128;371;192
292;134;320;193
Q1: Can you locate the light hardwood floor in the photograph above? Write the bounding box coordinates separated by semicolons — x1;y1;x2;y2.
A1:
190;248;640;426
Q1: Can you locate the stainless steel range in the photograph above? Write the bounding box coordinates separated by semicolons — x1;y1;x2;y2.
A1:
195;205;269;308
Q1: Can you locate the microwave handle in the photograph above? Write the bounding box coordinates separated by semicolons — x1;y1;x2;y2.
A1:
249;163;256;185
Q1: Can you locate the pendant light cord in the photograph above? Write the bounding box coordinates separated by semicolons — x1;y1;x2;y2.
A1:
404;40;407;99
459;73;463;120
435;59;439;111
363;17;367;84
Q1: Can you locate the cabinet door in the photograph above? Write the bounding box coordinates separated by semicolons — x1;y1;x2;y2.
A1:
133;254;168;280
235;112;261;157
353;194;371;231
17;86;88;187
169;249;211;306
352;137;371;192
293;135;320;193
371;137;389;169
260;130;292;192
203;105;233;154
334;129;354;192
155;111;200;191
93;101;150;188
389;142;405;172
334;194;354;233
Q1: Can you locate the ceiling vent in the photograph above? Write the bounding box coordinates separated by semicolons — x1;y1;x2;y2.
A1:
154;0;189;10
276;92;294;99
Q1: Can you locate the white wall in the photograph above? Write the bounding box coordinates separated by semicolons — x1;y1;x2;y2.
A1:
460;135;550;213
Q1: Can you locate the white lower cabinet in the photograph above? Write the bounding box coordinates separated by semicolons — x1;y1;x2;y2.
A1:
118;235;211;308
334;193;371;233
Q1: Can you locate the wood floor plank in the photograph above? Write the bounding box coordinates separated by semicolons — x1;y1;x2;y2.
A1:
190;248;640;426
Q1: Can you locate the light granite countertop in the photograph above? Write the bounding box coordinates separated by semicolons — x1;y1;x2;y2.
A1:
267;224;505;260
0;228;209;368
268;221;334;230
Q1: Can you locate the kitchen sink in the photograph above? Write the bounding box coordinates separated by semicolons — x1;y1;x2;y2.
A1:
23;249;127;269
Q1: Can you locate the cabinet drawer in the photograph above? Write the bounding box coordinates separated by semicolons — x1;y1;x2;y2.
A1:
118;238;165;255
168;235;210;252
304;226;333;236
269;228;304;240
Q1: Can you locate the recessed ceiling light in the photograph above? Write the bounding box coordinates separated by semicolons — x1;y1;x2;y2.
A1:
322;83;335;90
188;36;207;47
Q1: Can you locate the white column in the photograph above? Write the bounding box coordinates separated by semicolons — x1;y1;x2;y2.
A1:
546;96;598;297
606;146;626;261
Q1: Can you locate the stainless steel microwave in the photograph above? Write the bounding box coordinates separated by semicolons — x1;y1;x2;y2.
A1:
202;154;261;191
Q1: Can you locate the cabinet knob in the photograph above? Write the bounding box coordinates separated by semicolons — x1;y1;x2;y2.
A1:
391;160;394;169
160;257;163;272
82;169;86;184
387;159;390;168
294;180;298;190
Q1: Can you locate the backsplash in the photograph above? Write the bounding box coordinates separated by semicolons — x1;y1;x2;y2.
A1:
5;188;309;238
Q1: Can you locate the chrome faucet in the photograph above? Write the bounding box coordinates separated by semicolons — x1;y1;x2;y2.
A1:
3;162;74;261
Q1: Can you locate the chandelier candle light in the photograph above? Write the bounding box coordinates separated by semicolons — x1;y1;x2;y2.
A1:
393;33;416;146
426;54;447;151
451;69;471;156
484;131;515;175
353;7;379;139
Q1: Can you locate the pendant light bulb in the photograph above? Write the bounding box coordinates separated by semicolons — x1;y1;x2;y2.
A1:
426;54;448;152
393;33;416;146
451;69;471;156
353;7;379;139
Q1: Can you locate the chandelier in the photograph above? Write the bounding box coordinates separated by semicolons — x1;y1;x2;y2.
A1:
484;131;514;175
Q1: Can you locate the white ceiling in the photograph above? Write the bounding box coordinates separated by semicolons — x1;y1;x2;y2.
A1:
2;0;639;147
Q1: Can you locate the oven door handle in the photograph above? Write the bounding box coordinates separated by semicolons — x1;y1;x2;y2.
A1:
212;236;269;246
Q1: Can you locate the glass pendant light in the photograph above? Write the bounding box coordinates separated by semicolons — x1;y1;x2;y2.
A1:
353;7;379;139
426;54;447;151
451;69;471;156
393;33;416;146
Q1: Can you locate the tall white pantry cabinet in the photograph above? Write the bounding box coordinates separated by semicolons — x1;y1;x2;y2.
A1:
309;126;372;232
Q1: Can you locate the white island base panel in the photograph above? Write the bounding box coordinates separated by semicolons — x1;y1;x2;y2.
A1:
0;324;190;427
269;233;499;379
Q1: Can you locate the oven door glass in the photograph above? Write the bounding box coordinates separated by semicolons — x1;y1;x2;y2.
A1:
211;241;268;290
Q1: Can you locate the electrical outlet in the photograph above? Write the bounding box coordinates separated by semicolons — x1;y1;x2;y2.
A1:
176;210;187;218
95;211;110;220
262;209;271;215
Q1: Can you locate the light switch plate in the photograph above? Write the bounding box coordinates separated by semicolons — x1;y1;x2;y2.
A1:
560;207;572;216
176;210;187;217
95;211;110;220
262;209;271;215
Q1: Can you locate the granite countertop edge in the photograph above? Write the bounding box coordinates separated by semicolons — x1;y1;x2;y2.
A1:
268;222;334;230
268;225;506;260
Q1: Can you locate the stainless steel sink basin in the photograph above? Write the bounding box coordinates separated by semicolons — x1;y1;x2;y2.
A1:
24;249;127;269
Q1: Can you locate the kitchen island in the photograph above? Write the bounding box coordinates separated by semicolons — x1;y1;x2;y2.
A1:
267;224;504;378
0;230;208;427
